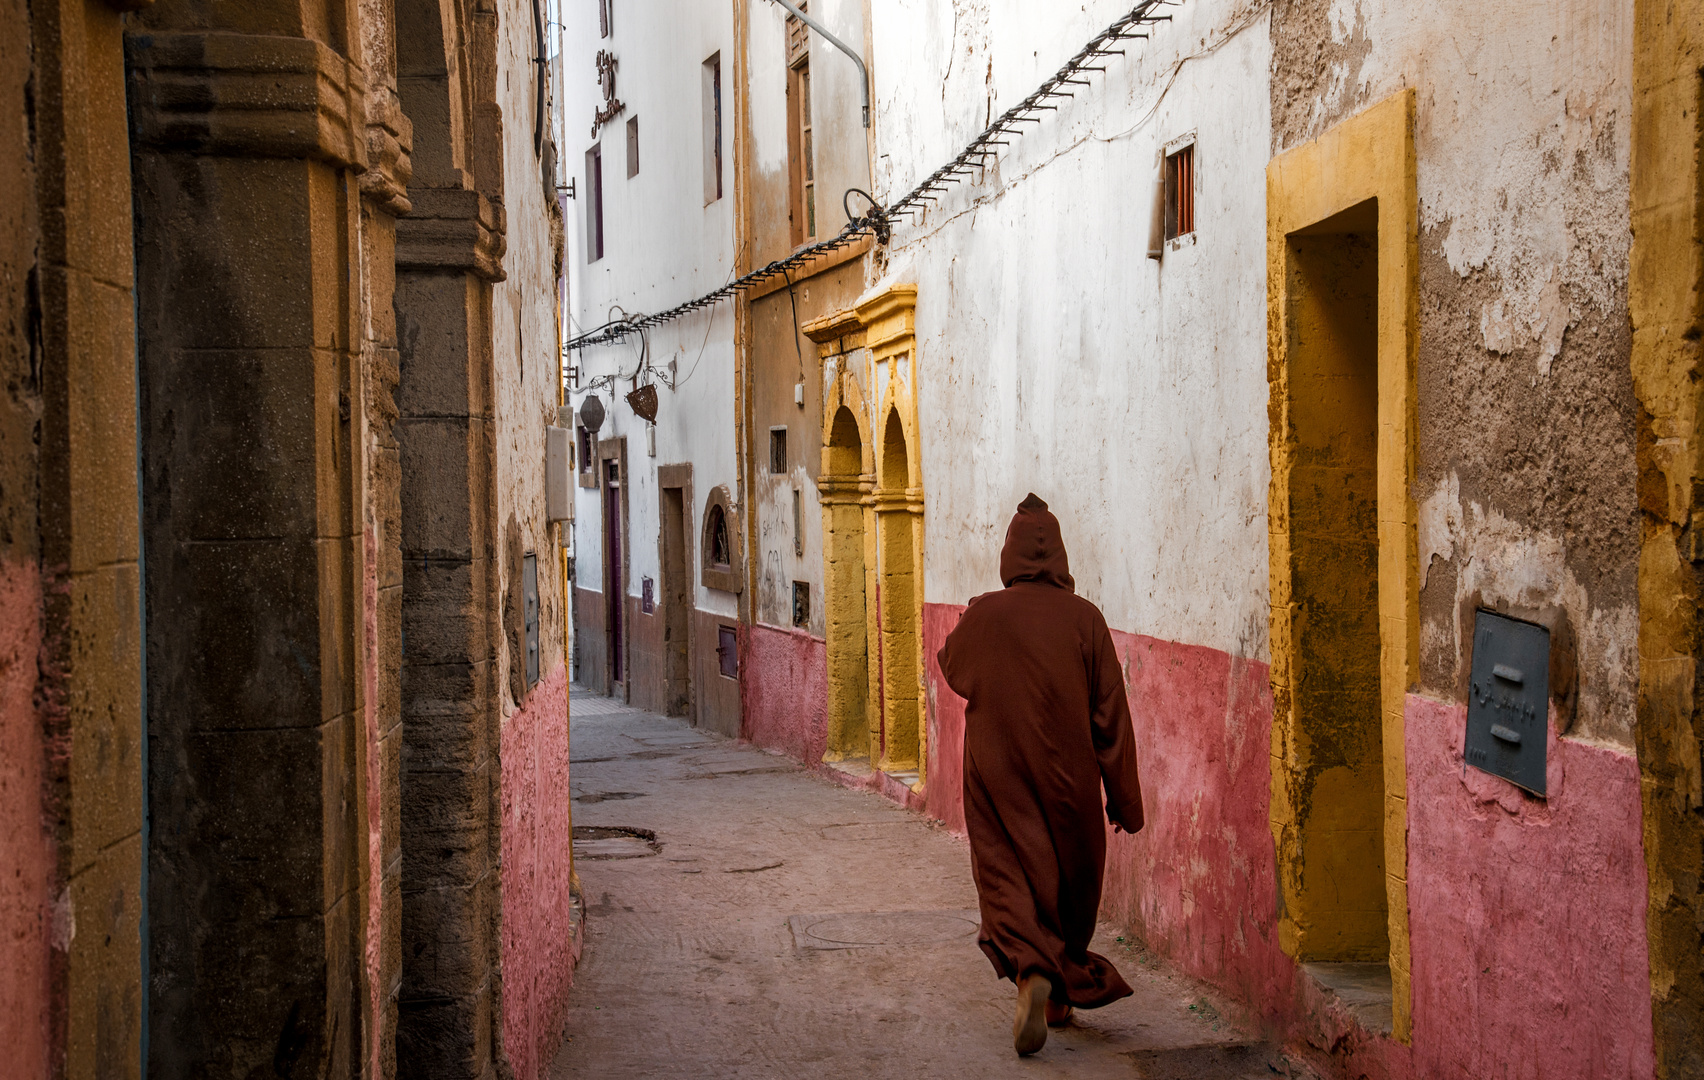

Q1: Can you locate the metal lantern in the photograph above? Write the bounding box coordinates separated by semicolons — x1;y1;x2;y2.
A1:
626;383;658;423
578;393;606;433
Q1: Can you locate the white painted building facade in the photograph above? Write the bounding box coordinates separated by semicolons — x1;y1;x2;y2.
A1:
561;0;744;730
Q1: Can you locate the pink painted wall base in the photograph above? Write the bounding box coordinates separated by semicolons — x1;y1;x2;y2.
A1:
1404;693;1654;1080
501;663;581;1080
0;558;49;1079
741;624;828;766
744;601;1657;1079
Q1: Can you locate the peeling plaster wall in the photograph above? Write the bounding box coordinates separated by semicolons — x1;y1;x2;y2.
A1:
495;0;570;693
494;2;576;1075
868;0;1274;660
1273;0;1639;747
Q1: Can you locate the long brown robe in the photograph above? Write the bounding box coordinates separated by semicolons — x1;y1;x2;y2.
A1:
937;494;1145;1008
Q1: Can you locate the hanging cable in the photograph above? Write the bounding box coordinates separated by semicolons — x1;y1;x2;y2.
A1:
565;0;1176;354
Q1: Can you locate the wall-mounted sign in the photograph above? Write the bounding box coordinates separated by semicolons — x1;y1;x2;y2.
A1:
592;49;625;137
1465;609;1550;796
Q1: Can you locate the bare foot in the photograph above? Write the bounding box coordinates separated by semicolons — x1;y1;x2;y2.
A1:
1045;999;1073;1027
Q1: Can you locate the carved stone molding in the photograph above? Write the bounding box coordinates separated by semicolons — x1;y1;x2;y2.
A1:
363;89;414;216
396;188;508;282
126;31;368;169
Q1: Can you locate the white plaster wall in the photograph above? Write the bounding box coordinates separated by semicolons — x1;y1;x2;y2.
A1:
561;0;741;623
867;0;1275;662
493;0;572;704
1304;0;1631;368
746;0;874;250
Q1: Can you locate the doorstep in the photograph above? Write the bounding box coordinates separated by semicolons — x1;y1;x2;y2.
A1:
820;756;927;811
1300;961;1394;1038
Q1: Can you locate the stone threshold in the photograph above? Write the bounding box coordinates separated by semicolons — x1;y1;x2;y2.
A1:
820;756;927;812
1300;961;1394;1037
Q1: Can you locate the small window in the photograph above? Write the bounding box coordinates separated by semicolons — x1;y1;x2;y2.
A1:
598;0;612;38
703;53;723;204
626;115;639;178
701;485;742;594
786;10;816;246
1165;143;1194;241
717;624;738;679
792;489;802;556
770;427;787;474
585;144;605;261
707;503;730;568
577;426;592;473
792;582;810;628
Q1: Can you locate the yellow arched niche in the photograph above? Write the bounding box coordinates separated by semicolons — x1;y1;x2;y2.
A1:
806;285;926;785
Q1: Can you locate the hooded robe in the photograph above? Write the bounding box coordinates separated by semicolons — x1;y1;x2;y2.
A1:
937;494;1145;1008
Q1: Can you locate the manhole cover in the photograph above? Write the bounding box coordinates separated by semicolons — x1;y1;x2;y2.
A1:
572;825;660;860
574;791;647;804
788;910;980;950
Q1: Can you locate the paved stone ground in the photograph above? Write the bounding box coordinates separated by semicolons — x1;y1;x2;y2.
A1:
548;690;1278;1080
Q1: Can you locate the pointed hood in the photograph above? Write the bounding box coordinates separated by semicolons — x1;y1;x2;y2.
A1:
999;493;1075;591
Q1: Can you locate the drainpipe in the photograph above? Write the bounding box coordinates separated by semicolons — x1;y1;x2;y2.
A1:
764;0;870;127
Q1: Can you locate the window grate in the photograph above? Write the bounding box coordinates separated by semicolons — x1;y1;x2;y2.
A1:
792;582;810;628
770;428;787;474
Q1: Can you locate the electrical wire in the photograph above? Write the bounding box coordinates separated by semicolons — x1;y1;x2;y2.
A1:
563;0;1176;355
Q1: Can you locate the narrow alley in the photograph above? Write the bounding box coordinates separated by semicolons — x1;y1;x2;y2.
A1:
6;0;1704;1077
552;689;1285;1080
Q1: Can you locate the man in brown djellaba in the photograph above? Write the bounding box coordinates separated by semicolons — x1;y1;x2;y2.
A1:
937;493;1146;1056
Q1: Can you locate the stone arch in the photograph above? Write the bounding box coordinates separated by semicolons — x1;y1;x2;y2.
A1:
823;404;872;759
806;286;923;781
875;406;922;774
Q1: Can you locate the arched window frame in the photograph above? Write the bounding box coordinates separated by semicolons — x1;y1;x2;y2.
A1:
701;484;742;593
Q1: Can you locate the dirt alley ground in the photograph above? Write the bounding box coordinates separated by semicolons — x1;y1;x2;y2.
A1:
548;689;1286;1080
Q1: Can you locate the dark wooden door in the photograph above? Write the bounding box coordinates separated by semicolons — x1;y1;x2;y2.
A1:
604;459;623;684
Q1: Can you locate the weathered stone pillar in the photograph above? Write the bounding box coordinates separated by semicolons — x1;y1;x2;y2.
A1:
392;2;508;1075
356;1;413;1075
5;2;148;1077
127;5;372;1074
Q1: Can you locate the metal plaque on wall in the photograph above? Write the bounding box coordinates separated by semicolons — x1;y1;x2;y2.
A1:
523;553;540;687
1465;609;1549;796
